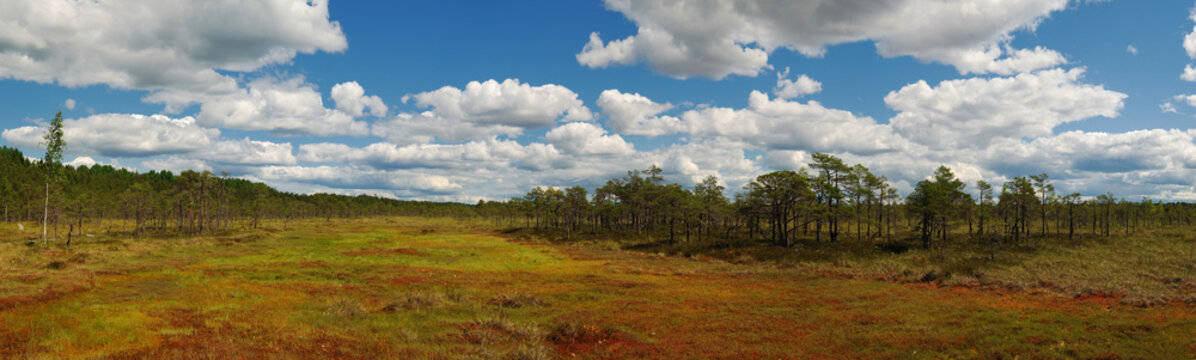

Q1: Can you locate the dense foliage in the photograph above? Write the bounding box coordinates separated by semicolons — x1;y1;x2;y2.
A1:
489;153;1196;252
0;146;473;240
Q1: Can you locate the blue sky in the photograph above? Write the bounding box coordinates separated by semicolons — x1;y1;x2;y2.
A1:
2;0;1196;201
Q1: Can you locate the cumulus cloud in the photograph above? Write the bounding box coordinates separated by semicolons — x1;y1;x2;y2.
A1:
595;89;682;136
773;68;821;99
297;139;570;172
371;112;522;145
371;79;594;144
0;0;345;94
142;156;213;173
545;122;635;156
64;156;96;168
406;79;593;128
1161;101;1179;114
1184;7;1196;81
194;76;370;136
579;0;1070;79
251;165;464;194
598;89;902;154
331;81;388;117
977;130;1196;195
201;138;297;166
886;68;1126;149
683;91;905;154
2;113;219;157
63;99;76;110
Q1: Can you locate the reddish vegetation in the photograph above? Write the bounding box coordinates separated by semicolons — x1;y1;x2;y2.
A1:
106;308;395;360
548;324;639;356
342;248;419;256
389;276;424;285
0;283;89;312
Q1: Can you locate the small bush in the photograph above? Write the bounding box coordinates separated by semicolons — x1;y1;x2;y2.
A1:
45;261;67;270
547;322;621;345
326;297;367;319
492;293;543;308
383;290;447;312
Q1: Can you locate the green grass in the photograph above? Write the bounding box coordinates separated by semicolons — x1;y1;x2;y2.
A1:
1;217;1195;358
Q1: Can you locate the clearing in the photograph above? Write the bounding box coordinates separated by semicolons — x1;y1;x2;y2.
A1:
1;218;1194;359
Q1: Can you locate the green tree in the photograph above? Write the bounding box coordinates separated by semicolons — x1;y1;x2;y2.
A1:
810;153;849;243
1030;173;1053;236
907;166;966;250
40;111;66;246
976;180;993;236
693;175;728;241
749;170;813;247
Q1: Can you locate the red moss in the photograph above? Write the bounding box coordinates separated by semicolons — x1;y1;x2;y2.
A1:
0;283;89;311
389;276;424;285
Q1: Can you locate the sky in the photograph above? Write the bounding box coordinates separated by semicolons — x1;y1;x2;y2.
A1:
2;0;1196;202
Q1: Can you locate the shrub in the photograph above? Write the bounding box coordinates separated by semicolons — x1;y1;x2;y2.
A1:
491;293;543;308
325;297;367;319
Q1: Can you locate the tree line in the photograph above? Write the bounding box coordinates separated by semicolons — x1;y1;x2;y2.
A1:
0;145;474;243
483;153;1196;253
3;112;1193;254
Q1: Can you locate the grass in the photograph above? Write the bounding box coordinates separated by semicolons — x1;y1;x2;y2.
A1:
0;217;1193;358
544;224;1196;307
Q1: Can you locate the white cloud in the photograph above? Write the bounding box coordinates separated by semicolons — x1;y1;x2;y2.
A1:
1;113;219;157
64;156;95;168
406;79;593;128
579;0;1070;79
0;0;345;95
765;150;809;170
202;138;296;166
297;139;570;172
194;76;369;136
1184;7;1196;81
978;130;1196;197
886;68;1126;149
371;79;594;144
545;122;635;156
331;81;387;117
1184;65;1196;82
1176;94;1196;108
371;112;522;145
142;156;213;173
251;165;464;194
63;98;76;110
1186;8;1196;59
1126;44;1138;55
1161;101;1179;114
595;89;682;136
683;91;905;154
773;68;821;99
600;89;902;154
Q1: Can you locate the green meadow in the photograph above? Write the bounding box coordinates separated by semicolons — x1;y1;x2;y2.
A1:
1;218;1194;359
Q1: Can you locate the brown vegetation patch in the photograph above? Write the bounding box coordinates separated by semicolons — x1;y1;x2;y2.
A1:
216;233;265;245
0;283;90;311
379;289;460;312
547;323;636;356
107;308;391;360
342;247;420;256
491;293;543;308
388;276;425;285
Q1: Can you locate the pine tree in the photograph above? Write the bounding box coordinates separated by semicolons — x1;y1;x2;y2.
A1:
40;111;66;246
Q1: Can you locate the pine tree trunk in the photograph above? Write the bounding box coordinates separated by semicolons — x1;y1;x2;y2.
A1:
43;181;48;246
